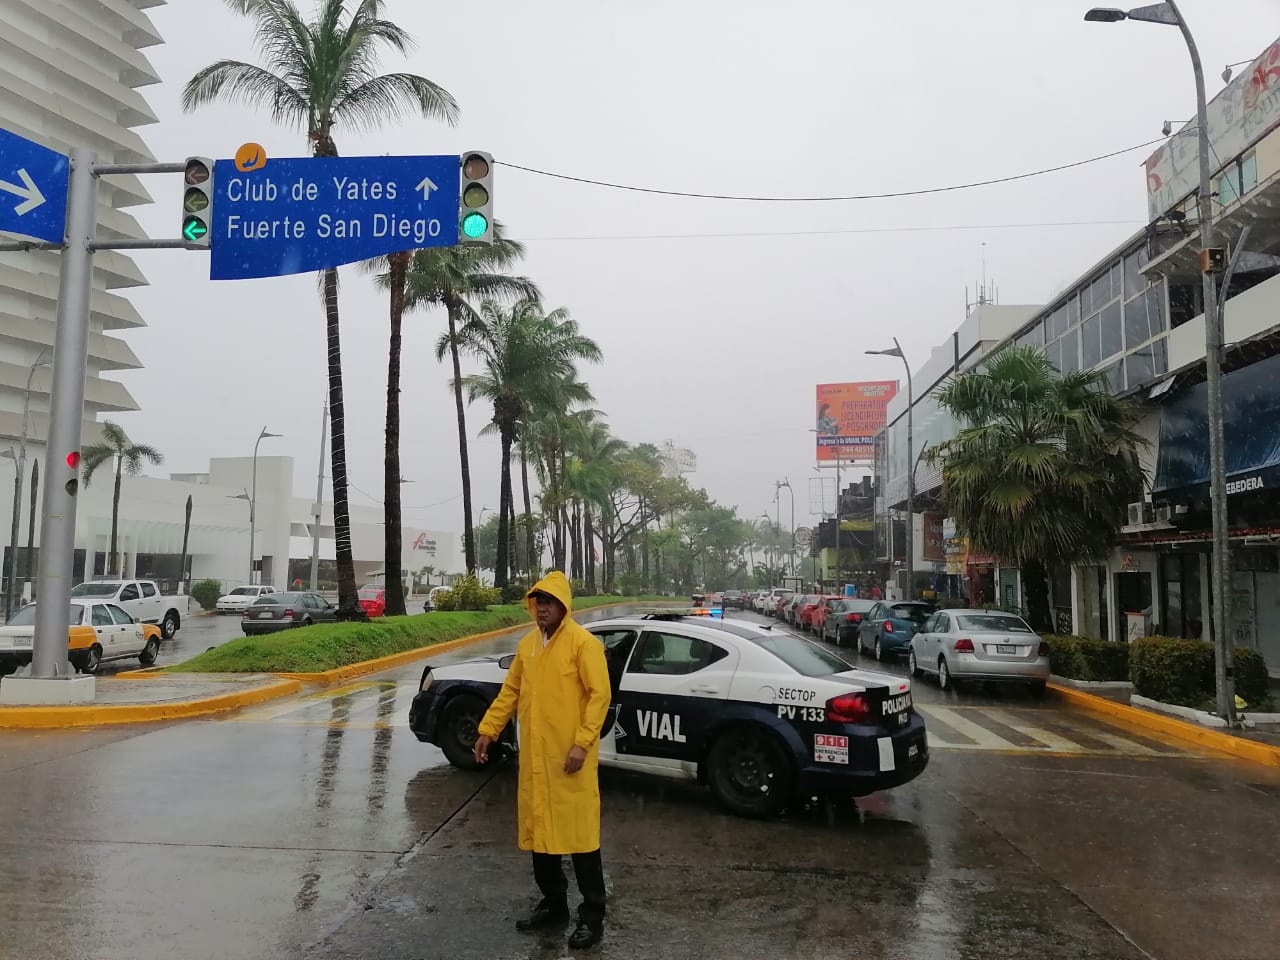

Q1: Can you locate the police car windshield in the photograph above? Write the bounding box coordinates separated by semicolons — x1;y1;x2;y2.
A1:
758;636;853;677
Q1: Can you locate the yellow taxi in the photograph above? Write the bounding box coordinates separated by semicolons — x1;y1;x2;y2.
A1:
0;598;163;674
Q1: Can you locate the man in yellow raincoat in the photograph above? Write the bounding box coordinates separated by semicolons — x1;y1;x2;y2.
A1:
473;572;612;950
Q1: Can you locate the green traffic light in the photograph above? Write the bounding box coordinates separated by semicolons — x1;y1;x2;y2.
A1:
183;216;208;242
461;211;488;239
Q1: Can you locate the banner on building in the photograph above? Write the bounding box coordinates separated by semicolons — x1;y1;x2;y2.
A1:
815;381;898;462
1144;37;1280;221
923;513;945;562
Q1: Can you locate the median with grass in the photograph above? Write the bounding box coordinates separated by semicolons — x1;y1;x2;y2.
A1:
168;596;667;674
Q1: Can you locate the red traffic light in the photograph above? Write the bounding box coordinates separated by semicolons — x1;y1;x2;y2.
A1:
66;451;81;470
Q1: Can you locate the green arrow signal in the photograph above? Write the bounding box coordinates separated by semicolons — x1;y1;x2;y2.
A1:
183;217;208;242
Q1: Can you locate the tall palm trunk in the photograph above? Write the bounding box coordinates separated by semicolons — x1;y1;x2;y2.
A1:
324;265;359;615
520;447;536;579
583;507;596;594
446;297;477;574
110;457;122;576
495;427;515;589
382;250;409;616
570;504;583;581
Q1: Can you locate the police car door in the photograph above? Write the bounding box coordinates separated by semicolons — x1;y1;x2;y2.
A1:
588;627;640;763
612;628;739;776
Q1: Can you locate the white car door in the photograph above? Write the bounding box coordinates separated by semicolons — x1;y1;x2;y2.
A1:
915;612;939;671
139;582;162;622
107;603;145;655
89;602;122;657
116;582;143;622
612;628;740;778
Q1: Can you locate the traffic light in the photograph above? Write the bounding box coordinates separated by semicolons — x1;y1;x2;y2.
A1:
458;151;493;245
64;450;80;497
181;156;214;248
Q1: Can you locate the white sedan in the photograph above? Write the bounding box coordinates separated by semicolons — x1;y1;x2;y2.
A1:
909;609;1051;695
215;584;276;614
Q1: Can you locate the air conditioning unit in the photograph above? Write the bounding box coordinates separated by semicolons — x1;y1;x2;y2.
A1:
1127;501;1154;526
1153;504;1173;523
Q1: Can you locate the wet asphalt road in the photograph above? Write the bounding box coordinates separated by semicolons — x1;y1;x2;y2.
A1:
2;609;1278;960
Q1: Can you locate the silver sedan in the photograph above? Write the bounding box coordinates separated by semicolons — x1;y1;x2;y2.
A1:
908;609;1050;696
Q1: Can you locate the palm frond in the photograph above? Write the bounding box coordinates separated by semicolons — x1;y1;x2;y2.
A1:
336;73;459;130
181;60;308;125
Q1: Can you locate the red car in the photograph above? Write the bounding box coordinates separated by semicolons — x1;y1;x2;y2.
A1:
358;586;386;618
808;595;844;635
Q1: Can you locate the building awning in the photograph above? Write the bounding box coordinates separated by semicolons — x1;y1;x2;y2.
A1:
1153;352;1280;502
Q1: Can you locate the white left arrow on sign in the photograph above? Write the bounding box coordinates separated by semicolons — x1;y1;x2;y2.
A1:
0;168;46;216
416;176;437;201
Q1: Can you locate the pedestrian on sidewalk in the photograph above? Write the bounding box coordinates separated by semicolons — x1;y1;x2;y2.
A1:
473;571;612;950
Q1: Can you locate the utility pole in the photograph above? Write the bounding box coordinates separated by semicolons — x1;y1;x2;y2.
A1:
310;400;328;591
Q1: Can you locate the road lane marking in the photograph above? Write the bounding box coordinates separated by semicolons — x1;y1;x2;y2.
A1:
920;706;1013;748
984;709;1089;752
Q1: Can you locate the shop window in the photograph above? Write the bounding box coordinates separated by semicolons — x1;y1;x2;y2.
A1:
1169;282;1197;329
1045;337;1062;371
1101;301;1123;359
1082;315;1102;369
1060;327;1080;374
1079;283;1092;321
1067;294;1080;328
1103;360;1123;393
1124;291;1149;349
1015;320;1044;349
1124;249;1147;300
1146;284;1167;336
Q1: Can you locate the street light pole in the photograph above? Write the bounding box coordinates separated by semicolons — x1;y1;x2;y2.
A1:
1085;0;1232;722
5;352;50;621
776;479;795;576
249;427;281;586
867;339;914;600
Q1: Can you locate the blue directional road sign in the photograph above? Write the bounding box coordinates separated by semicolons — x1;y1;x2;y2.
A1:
0;127;69;245
210;154;461;280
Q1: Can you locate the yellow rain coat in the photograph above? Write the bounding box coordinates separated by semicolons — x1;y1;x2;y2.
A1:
477;572;612;854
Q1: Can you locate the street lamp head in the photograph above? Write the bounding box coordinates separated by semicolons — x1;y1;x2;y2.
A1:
865;346;904;358
259;428;282;440
229;491;250;501
1083;8;1128;21
0;449;16;463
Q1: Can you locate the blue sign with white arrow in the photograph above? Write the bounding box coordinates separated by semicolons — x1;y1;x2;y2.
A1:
210;154;461;280
0;128;69;245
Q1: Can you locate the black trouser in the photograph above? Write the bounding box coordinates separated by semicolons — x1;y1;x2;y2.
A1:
531;850;606;925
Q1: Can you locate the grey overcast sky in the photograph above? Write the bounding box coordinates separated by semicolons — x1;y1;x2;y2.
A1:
121;0;1277;541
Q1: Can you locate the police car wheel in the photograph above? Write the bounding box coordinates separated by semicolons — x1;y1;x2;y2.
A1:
440;694;489;770
707;727;792;819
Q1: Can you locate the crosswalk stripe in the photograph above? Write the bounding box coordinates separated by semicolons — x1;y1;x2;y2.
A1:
984;709;1087;752
919;705;1013;749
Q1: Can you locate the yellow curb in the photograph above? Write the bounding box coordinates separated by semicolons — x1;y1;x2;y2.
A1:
1051;682;1280;769
113;666;168;679
0;677;303;729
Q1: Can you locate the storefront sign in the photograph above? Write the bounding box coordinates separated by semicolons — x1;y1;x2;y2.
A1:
923;512;945;562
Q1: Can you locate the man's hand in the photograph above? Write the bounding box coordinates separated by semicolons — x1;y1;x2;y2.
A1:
474;733;495;765
564;744;587;774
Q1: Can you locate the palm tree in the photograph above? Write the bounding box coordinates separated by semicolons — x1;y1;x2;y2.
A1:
564;418;627;593
405;229;539;574
183;0;458;616
82;423;163;578
931;346;1144;630
455;299;601;587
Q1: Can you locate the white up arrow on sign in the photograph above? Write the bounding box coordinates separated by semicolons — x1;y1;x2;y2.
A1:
416;176;437;201
0;168;47;216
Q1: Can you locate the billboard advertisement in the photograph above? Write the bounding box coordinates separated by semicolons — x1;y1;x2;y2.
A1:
1144;37;1280;221
815;381;898;462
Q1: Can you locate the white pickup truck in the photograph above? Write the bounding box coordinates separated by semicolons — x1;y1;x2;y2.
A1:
68;579;190;639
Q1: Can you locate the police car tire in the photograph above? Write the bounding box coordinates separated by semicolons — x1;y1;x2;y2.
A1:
440;694;489;770
706;727;792;819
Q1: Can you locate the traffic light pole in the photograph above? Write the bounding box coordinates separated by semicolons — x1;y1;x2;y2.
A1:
1;154;199;699
28;148;96;681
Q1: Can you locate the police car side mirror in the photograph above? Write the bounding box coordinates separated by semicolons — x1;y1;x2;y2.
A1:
498;654;516;670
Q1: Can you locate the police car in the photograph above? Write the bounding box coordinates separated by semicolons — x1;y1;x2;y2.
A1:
408;611;928;819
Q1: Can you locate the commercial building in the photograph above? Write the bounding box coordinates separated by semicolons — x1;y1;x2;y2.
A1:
873;35;1280;675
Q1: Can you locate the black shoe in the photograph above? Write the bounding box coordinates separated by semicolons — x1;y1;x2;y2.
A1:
568;920;603;949
515;904;570;932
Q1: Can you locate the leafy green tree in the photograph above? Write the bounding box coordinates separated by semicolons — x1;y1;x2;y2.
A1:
405;228;538;574
931;346;1144;630
81;422;163;577
184;0;458;616
564;417;627;593
455;299;601;587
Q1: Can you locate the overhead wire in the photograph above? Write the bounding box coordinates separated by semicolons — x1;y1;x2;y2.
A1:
496;137;1166;203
